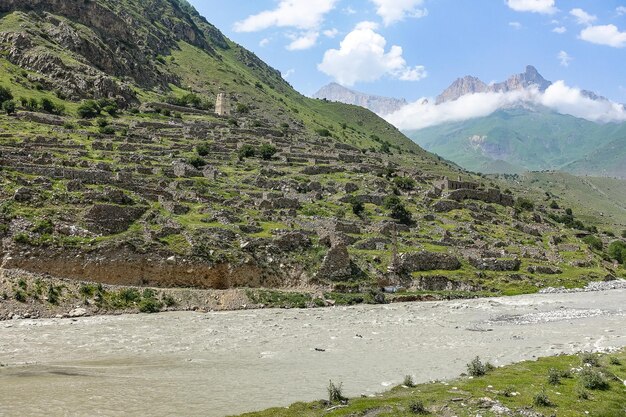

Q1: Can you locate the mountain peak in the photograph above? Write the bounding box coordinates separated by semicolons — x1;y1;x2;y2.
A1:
437;66;552;104
313;83;407;115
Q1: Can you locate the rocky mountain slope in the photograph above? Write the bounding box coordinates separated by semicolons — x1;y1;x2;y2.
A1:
313;83;407;115
409;107;626;175
436;65;552;104
408;66;625;178
0;0;624;316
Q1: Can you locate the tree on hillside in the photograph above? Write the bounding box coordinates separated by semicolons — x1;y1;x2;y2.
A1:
0;86;12;103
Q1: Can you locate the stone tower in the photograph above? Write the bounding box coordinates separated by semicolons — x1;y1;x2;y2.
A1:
215;93;231;116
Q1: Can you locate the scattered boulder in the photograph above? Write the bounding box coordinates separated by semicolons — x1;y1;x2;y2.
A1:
433;199;461;213
527;265;562;274
13;187;35;202
68;308;87;318
273;232;312;251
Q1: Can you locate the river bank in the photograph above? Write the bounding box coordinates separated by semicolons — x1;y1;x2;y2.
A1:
1;289;625;416
2;267;626;321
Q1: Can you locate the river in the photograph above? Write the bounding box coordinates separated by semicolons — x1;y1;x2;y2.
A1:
1;289;625;416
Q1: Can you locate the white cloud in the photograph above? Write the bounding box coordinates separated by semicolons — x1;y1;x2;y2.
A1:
579;24;626;48
617;6;626;16
552;26;567;34
259;38;270;47
557;50;572;67
570;8;597;25
343;7;357;15
370;0;428;26
509;21;523;29
286;31;319;50
323;28;339;38
318;21;427;86
283;69;295;79
385;82;626;130
234;0;338;32
506;0;557;14
541;81;626;122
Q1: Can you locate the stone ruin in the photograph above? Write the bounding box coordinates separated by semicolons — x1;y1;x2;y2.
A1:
215;93;231;117
433;175;514;207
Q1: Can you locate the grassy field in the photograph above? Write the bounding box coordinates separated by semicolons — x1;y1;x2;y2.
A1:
235;350;626;417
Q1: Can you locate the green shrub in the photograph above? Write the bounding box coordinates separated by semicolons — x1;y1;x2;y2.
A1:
138;297;163;313
547;368;561;385
259;144;277;160
315;128;331;137
608;241;626;264
40;97;63;114
77;100;101;118
187;156;206;169
162;294;176;307
550;200;560;209
102;105;118;116
118;288;141;305
348;196;364;217
579;368;609;390
27;98;38;111
403;375;415;387
238;144;256;160
384;195;413;225
2;99;16;115
533;389;553;407
581;352;601;367
576;385;589;400
32;219;54;235
408;400;428;414
196;143;210;157
0;86;12;103
393;176;416;191
236;103;250;113
99;126;115;135
47;285;60;305
14;290;26;302
609;356;621;365
501;386;515;397
327;380;345;403
63;121;75;130
466;356;493;377
515;198;535;211
582;235;603;251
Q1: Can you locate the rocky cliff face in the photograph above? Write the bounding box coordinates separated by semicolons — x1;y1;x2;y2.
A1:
313;83;407;115
0;0;234;103
436;66;552;104
435;76;488;104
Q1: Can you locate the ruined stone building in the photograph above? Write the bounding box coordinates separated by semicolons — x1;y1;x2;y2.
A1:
434;176;479;191
215;93;230;116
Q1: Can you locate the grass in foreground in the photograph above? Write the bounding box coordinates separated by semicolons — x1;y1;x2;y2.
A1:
234;350;626;417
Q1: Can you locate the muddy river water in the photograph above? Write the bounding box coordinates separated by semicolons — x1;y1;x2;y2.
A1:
1;289;625;416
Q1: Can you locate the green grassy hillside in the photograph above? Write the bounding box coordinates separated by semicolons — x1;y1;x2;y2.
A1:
407;107;626;176
0;0;624;309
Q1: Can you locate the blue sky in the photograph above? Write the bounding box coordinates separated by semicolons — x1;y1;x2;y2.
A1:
189;0;626;103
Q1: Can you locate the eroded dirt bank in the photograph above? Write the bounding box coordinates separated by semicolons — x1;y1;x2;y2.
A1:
1;289;625;417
